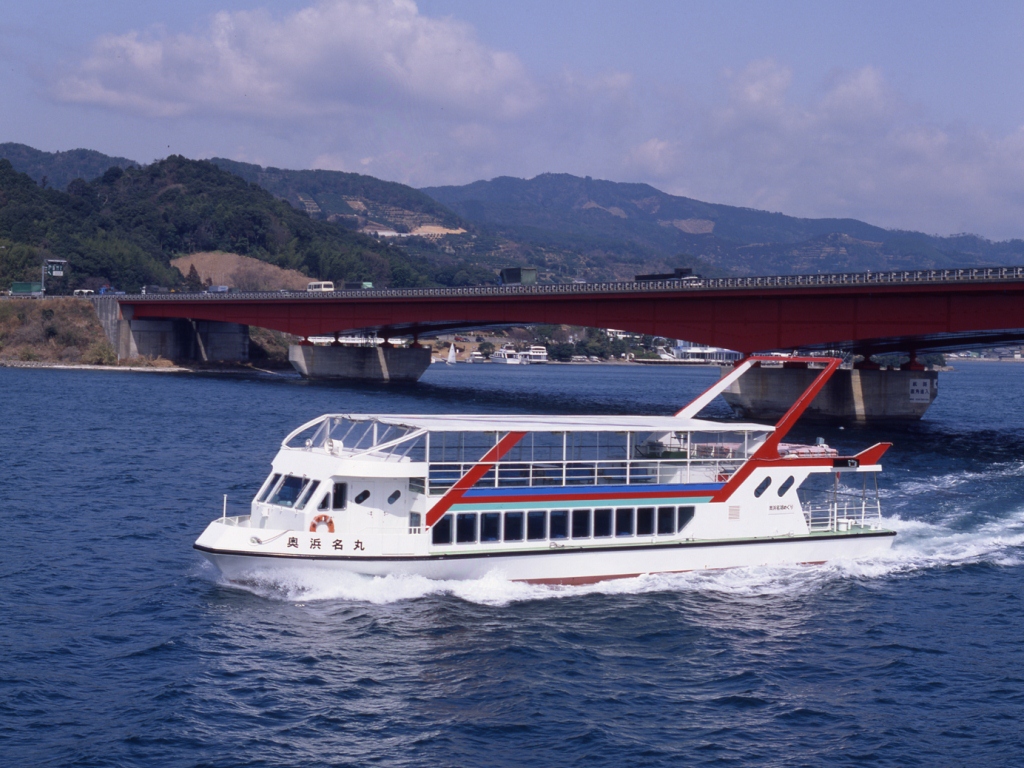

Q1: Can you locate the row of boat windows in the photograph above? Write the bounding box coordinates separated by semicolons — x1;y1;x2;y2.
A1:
431;506;696;546
257;475;400;510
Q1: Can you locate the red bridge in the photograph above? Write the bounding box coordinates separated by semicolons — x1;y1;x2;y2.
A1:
118;266;1024;355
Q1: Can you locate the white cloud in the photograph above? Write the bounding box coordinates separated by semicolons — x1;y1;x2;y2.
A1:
52;7;1024;239
649;60;1024;238
56;0;539;121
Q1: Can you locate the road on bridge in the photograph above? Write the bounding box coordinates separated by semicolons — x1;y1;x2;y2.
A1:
118;267;1024;355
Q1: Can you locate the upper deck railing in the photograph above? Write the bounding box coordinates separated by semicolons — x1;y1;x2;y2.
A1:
116;265;1024;302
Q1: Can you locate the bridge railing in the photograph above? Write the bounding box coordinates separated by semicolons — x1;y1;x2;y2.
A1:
116;265;1024;301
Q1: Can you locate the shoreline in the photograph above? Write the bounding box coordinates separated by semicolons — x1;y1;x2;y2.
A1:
0;360;294;375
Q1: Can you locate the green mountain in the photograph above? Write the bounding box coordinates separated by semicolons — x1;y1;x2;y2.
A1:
0;142;137;190
423;173;1024;275
208;158;464;232
0;156;440;292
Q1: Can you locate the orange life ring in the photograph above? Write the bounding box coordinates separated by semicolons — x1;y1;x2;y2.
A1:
310;514;335;533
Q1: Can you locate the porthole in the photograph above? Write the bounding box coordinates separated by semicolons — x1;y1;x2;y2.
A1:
354;489;370;504
388;490;401;504
753;477;772;498
777;476;795;496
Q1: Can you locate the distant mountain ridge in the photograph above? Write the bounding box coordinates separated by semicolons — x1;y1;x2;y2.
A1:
3;142;1023;282
0;142;137;190
423;173;1024;275
0;156;440;291
208;158;464;233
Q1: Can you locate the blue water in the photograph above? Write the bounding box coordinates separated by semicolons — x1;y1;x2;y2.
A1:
3;362;1024;767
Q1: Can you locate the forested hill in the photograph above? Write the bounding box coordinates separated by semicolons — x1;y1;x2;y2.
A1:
424;173;1024;275
209;158;464;232
0;143;137;191
0;156;438;291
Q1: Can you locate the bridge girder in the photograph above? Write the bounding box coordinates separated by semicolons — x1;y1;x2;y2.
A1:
119;278;1024;356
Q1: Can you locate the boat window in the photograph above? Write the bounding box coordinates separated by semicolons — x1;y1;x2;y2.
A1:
432;515;453;545
594;508;613;538
778;476;795;496
409;477;425;495
354;489;370;504
615;508;634;537
504;512;524;541
550;510;569;539
428;430;499;463
527;511;547;540
409;512;421;531
636;507;655;536
269;476;308;508
257;473;282;502
502;432;565;463
456;513;477;543
481;513;501;542
571;509;591;538
677;506;695;531
754;477;771;498
332;482;348;510
388;490;402;504
657;506;675;535
318;493;329;510
295;480;321;510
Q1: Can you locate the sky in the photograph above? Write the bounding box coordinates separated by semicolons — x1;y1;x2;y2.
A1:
2;0;1024;238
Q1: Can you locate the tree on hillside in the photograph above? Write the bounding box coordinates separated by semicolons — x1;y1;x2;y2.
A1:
184;263;204;291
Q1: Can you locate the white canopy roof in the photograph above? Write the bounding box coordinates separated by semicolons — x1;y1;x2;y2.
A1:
325;413;774;434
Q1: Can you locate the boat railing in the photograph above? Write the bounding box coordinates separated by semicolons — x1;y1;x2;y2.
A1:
426;458;745;494
217;514;250;527
802;498;882;532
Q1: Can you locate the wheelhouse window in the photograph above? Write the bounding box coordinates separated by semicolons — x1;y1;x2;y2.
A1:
504;512;524;541
268;476;308;508
432;515;453;545
549;510;569;540
594;508;613;538
257;473;282;502
332;482;348;510
295;480;320;511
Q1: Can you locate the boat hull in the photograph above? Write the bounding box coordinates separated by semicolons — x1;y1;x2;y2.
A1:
196;530;895;586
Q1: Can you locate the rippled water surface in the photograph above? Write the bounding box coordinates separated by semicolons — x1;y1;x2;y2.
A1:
3;362;1024;766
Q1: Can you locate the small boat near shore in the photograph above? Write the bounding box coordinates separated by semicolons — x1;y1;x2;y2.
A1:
195;356;895;585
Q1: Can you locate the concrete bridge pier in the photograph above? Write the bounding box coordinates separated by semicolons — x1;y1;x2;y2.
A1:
93;297;249;362
288;344;432;382
720;363;939;423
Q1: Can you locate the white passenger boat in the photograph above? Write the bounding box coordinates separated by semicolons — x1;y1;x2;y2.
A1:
490;344;522;364
521;345;549;363
195;357;895;585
